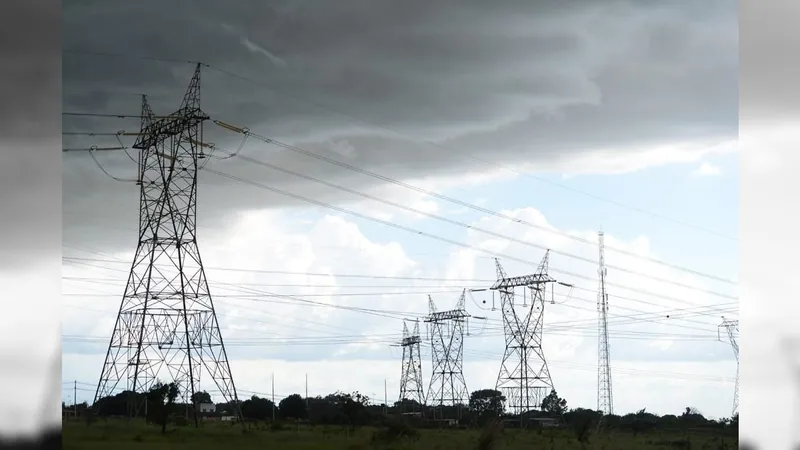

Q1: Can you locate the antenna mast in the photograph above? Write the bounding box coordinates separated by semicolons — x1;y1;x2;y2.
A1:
597;231;614;417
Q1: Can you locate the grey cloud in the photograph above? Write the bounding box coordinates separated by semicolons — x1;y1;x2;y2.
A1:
0;0;61;270
63;0;736;252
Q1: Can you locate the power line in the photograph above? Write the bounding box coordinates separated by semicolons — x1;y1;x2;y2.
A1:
212;126;736;284
62;112;171;119
64;119;736;287
63;48;734;241
208;148;733;294
62;256;495;282
63;276;736;336
64;119;737;286
63;80;736;279
62;254;737;325
199;167;738;305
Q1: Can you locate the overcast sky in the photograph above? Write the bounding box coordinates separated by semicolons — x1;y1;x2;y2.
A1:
55;0;749;429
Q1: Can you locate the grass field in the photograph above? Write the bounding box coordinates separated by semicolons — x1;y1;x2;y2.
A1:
63;418;738;450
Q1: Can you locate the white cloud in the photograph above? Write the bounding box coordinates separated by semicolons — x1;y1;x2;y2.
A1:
61;205;738;419
691;162;722;177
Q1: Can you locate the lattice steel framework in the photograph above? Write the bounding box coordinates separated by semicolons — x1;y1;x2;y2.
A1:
425;291;470;416
92;64;242;424
491;251;557;417
597;232;613;416
398;320;425;408
718;317;739;417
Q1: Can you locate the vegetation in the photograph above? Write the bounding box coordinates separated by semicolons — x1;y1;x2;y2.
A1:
63;386;739;450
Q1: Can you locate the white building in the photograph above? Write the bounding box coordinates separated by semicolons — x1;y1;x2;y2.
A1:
197;403;216;414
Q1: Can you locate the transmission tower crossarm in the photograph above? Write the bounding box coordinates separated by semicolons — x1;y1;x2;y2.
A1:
491;273;555;290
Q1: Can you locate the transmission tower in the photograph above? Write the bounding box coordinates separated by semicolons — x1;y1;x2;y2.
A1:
597;232;613;416
717;317;739;417
425;290;470;419
92;64;242;425
397;320;425;411
491;250;559;419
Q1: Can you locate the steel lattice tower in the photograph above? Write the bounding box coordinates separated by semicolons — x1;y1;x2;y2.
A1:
597;232;613;416
397;320;425;409
425;291;470;418
491;251;557;418
92;64;242;424
717;317;739;417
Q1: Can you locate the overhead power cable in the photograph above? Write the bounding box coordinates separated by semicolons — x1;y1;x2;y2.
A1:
201;167;737;305
63;117;736;285
64;48;734;241
62;254;737;331
213;147;731;296
205;120;735;285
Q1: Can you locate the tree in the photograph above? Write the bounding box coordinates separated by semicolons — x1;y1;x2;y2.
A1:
147;381;180;434
240;395;275;420
394;398;422;413
332;391;370;428
191;391;212;404
541;390;567;416
468;389;505;425
680;406;705;425
279;393;308;420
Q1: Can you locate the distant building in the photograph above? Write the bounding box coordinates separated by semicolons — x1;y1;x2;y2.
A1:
197;403;216;414
431;418;458;427
531;417;559;428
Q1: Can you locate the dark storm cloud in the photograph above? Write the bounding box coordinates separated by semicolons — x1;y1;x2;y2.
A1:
62;0;737;253
0;0;61;270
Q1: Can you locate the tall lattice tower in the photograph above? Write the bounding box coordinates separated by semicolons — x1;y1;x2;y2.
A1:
717;317;739;417
491;251;558;418
92;64;241;424
397;320;425;410
597;232;613;416
425;291;470;418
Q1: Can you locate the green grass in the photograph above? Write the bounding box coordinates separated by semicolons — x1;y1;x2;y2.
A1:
63;418;738;450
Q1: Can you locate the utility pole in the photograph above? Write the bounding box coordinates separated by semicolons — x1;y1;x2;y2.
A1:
597;232;614;417
91;64;242;427
491;251;563;424
305;373;309;420
384;379;388;414
272;373;276;421
73;381;77;418
425;290;470;420
718;317;739;416
395;319;424;413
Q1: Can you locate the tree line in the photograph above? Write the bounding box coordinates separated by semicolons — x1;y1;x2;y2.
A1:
71;383;738;437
